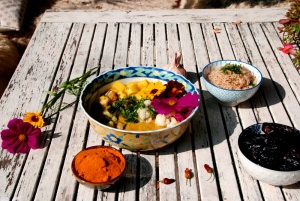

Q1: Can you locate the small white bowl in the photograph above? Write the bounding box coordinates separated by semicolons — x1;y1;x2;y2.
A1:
238;123;300;186
202;60;262;106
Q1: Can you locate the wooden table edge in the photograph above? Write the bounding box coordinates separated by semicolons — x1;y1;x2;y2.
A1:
40;8;289;23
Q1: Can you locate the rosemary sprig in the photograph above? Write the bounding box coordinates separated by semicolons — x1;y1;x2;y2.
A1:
41;67;98;119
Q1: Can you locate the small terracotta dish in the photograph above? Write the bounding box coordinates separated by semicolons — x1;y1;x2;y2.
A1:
71;145;126;190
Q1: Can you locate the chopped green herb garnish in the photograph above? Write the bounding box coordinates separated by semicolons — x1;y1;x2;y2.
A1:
249;81;256;87
221;64;242;74
108;96;155;123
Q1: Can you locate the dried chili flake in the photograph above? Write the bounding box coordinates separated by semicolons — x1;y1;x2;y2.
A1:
184;168;191;186
232;20;242;25
159;178;175;184
204;164;214;181
213;28;221;34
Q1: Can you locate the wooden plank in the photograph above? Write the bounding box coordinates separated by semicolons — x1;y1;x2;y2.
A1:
138;23;156;201
141;23;154;66
154;22;178;201
114;23;130;68
76;23;109;201
250;23;300;128
100;23;118;72
128;23;142;66
118;150;138;201
219;22;263;200
176;23;200;201
0;22;72;201
154;23;168;68
201;22;242;200
237;23;290;201
50;24;94;200
40;8;288;23
262;23;300;102
32;23;85;201
190;22;219;201
115;21;139;201
166;23;181;62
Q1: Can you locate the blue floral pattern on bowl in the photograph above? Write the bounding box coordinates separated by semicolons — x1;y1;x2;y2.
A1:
202;60;262;106
80;66;199;151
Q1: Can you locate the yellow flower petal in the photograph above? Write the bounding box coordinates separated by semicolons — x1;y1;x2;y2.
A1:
23;111;45;128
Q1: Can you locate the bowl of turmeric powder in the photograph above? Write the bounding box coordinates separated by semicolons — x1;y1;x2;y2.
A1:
80;66;199;151
71;146;126;190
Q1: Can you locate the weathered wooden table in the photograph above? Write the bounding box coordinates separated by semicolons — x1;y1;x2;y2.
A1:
1;8;300;201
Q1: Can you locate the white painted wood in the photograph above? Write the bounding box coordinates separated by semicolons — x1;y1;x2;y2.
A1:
40;8;288;23
115;23;130;68
3;22;72;201
82;23;118;201
219;22;263;200
100;23;118;72
236;23;295;201
50;23;95;201
142;23;154;66
154;23;168;68
118;149;138;201
137;24;157;201
166;22;198;201
202;22;242;200
250;23;299;127
154;22;178;201
128;23;142;66
190;22;220;201
32;22;85;201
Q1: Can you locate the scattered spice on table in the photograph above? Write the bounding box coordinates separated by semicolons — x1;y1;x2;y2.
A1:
159;178;176;184
73;146;126;183
157;178;175;190
184;168;191;186
204;164;214;181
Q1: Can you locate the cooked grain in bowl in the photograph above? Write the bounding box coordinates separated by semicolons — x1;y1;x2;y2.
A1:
207;64;257;90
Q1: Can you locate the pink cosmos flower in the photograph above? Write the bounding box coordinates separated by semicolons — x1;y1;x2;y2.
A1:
1;118;41;154
174;92;199;121
151;92;199;121
151;97;178;115
280;44;293;54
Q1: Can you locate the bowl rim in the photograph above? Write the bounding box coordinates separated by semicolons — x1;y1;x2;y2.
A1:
79;66;200;134
71;145;127;185
238;122;300;172
202;60;262;92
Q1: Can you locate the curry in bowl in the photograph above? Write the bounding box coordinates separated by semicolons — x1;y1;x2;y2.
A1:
90;79;198;131
80;66;199;151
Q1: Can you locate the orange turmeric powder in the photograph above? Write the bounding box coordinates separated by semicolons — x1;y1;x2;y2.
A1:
73;146;126;183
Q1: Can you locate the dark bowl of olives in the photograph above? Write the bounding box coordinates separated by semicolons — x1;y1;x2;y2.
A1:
238;123;300;186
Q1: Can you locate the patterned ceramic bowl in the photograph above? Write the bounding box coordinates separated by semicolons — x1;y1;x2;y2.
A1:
80;66;199;151
202;60;262;106
71;146;126;190
238;123;300;186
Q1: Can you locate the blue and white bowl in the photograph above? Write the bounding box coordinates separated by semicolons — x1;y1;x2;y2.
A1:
202;60;262;106
80;66;200;151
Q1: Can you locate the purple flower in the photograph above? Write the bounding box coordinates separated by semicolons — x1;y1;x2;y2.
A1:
175;92;199;121
151;92;199;122
1;118;41;154
151;97;177;115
